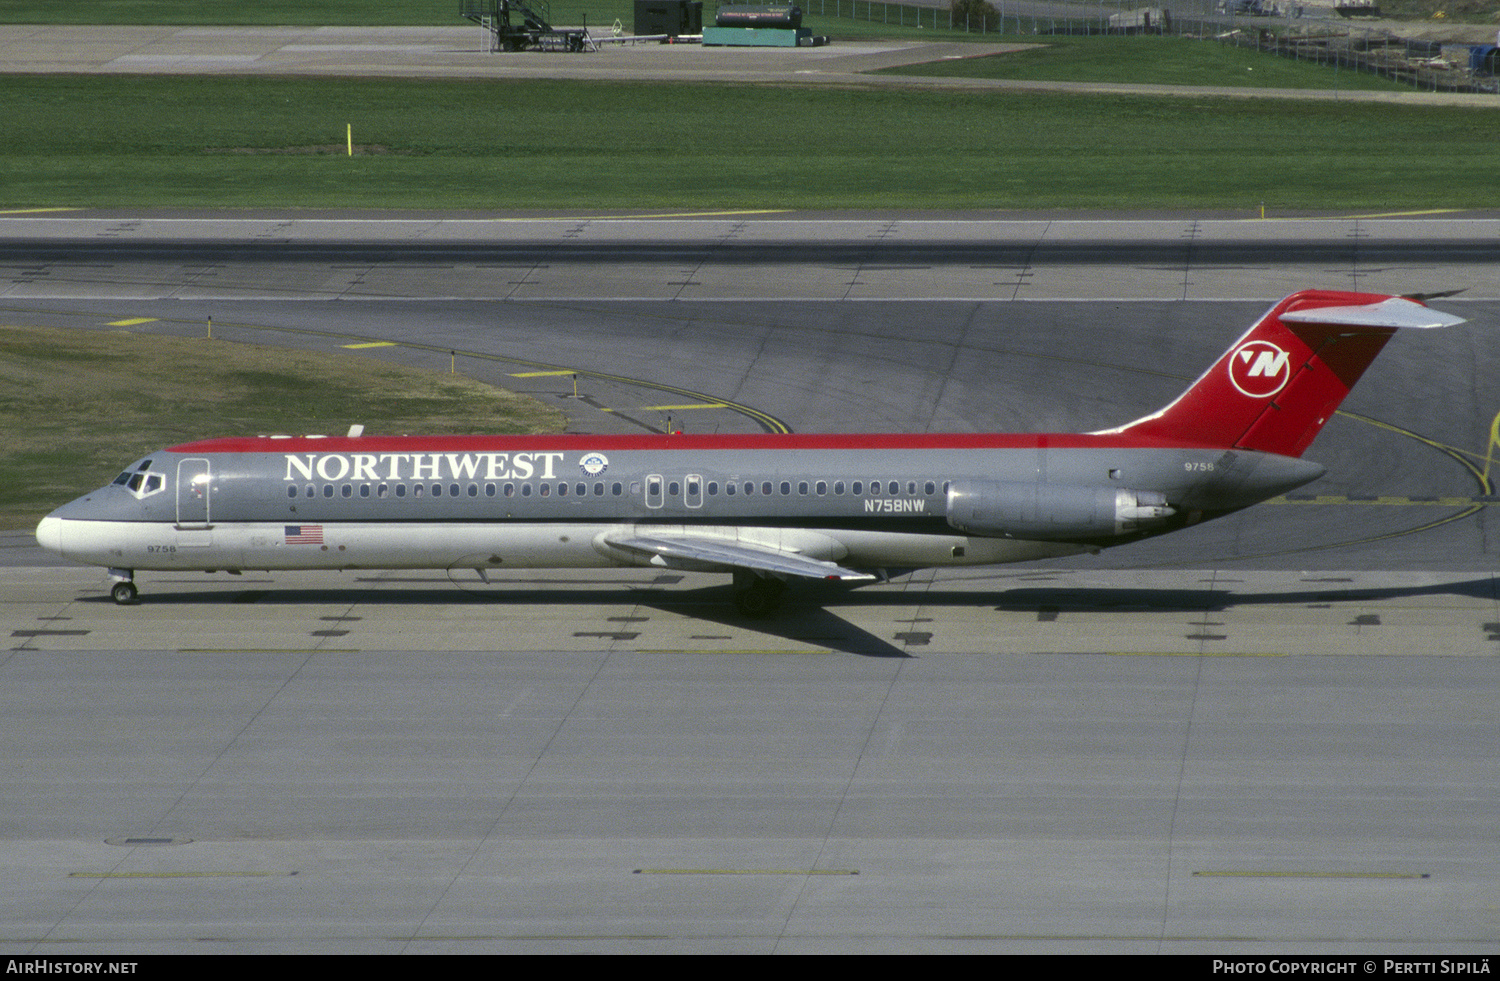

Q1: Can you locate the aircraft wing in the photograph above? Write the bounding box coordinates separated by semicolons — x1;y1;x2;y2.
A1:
601;533;876;582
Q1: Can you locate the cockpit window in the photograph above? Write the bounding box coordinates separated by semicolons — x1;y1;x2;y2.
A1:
113;459;154;487
120;471;165;500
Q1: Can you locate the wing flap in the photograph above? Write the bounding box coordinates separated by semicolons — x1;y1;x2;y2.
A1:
603;533;875;581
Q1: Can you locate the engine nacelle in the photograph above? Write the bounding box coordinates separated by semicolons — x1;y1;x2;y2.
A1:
946;480;1175;540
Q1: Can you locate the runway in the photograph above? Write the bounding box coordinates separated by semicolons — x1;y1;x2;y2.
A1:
3;214;1498;954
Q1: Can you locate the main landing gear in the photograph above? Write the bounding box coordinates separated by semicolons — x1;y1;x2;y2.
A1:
733;571;786;618
109;569;138;606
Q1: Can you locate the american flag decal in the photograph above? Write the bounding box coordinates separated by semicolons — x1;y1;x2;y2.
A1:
285;525;324;545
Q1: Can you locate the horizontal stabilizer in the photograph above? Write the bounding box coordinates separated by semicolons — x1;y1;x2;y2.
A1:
1280;296;1466;331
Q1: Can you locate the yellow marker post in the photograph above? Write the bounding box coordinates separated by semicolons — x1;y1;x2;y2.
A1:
347;124;352;157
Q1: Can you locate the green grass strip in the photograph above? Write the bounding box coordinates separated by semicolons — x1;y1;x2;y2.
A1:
878;34;1412;91
2;75;1496;211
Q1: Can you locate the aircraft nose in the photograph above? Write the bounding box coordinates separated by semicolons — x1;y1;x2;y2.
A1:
35;515;63;555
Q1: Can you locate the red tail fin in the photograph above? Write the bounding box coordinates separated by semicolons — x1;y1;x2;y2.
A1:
1100;290;1464;457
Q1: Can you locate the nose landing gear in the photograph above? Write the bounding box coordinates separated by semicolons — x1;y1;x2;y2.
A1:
108;569;138;606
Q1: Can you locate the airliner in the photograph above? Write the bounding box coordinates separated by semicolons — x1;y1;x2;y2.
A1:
35;290;1464;616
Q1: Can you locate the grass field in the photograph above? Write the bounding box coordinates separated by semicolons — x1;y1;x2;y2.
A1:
0;324;564;529
2;74;1496;211
879;34;1411;91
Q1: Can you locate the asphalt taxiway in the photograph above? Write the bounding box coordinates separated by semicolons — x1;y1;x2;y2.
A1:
2;213;1497;953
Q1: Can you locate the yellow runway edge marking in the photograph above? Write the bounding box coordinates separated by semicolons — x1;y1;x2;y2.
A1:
634;868;857;875
489;210;791;221
342;341;396;349
1194;870;1428;879
71;871;293;878
1104;651;1286;658
1286;209;1465;220
107;317;158;327
509;370;577;377
635;649;834;655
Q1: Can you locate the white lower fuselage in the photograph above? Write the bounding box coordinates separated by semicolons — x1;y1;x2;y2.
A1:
37;517;1088;575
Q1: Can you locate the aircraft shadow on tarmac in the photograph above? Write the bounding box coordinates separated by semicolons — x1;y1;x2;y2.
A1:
79;574;1499;660
981;578;1499;615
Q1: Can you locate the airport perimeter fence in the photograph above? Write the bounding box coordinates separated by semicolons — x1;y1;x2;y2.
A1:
800;0;1499;93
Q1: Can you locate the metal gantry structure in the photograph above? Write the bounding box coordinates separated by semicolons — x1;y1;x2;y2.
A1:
461;0;593;52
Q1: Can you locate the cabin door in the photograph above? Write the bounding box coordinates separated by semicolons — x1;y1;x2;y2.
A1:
176;458;212;528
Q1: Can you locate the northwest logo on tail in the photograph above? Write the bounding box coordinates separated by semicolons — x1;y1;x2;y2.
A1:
1228;340;1290;398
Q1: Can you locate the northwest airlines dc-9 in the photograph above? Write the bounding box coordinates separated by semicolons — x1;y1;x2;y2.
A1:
36;291;1465;617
